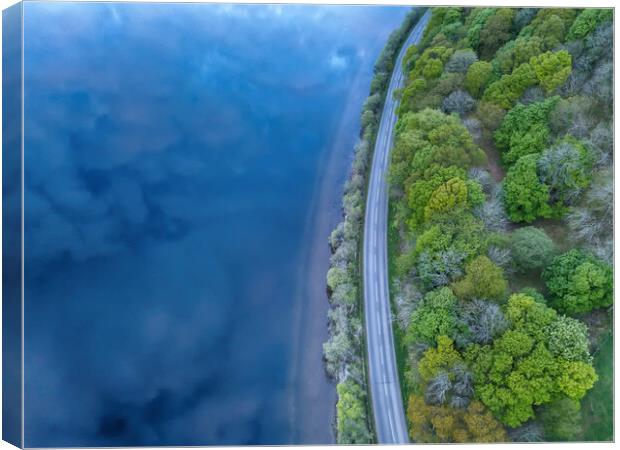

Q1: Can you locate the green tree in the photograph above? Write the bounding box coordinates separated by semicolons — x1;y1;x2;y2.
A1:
533;14;565;50
466;294;596;427
424;177;484;222
510;226;556;271
557;360;598;399
530;50;572;93
336;380;372;444
466;8;497;49
514;36;544;68
503;293;557;341
405;166;466;230
478;9;515;59
475;101;505;131
545;315;592;363
494;96;559;166
543;249;613;314
410;46;455;80
414;211;488;265
502;154;552;223
464;61;494;97
406;287;460;346
451;255;507;301
567;8;613;40
482;63;537;109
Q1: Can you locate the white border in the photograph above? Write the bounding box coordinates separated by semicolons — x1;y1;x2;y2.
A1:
0;2;616;450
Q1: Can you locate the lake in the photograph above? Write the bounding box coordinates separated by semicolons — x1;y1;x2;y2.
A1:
22;3;408;446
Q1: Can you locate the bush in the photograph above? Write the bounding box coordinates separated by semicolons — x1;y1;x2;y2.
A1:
510;226;556;271
543;249;613;315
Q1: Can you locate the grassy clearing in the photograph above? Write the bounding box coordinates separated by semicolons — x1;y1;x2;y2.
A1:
579;325;613;441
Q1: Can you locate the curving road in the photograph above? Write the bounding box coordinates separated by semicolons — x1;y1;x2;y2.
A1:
363;10;430;444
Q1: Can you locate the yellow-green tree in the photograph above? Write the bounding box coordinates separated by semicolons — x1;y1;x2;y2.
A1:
451;255;508;301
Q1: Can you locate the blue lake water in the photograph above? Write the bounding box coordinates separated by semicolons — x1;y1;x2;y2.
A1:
22;3;408;446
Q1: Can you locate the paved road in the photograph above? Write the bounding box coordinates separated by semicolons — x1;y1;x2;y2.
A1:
363;11;430;444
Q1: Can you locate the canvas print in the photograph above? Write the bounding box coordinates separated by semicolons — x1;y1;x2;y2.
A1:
1;2;614;447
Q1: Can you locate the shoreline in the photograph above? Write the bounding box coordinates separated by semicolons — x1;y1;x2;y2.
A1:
287;48;376;444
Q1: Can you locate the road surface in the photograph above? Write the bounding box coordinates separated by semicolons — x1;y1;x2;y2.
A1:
363;11;430;444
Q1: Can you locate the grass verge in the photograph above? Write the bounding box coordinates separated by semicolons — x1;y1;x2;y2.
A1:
386;199;411;409
579;328;613;441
